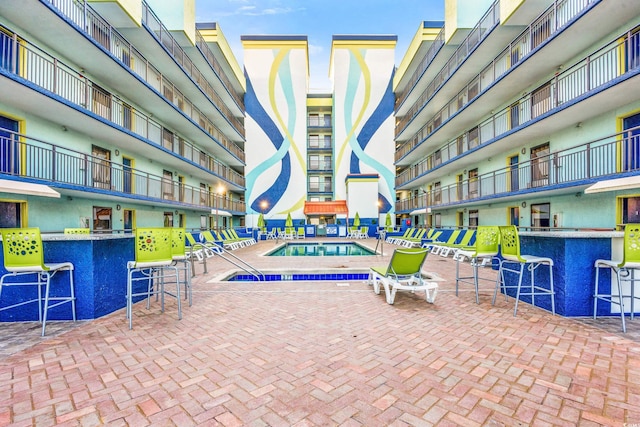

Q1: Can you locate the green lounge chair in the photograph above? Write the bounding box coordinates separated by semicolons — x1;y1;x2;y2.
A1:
368;248;437;304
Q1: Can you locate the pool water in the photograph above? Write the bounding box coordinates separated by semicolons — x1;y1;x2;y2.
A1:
267;242;376;256
227;272;370;282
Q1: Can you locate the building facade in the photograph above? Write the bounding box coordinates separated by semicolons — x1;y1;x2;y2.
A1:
243;35;397;231
0;0;246;232
393;0;640;230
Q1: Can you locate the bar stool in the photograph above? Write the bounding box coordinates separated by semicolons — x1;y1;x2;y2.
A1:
493;225;555;316
593;223;640;333
0;227;76;336
455;226;500;304
171;228;192;307
126;228;180;329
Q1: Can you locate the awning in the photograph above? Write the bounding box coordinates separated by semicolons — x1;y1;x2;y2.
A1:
409;208;431;215
304;200;348;215
210;209;232;217
0;179;60;198
584;176;640;194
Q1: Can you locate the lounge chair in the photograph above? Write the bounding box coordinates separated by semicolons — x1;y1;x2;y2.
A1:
426;230;461;255
347;226;359;239
387;228;414;244
400;229;426;247
185;232;218;260
369;248;437;305
296;227;305;239
358;226;369;239
439;229;475;257
229;229;256;246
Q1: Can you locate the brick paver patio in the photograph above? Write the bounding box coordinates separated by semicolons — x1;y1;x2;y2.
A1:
1;238;639;426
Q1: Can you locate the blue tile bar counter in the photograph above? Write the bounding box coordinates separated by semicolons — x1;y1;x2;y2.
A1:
0;233;133;321
503;231;629;317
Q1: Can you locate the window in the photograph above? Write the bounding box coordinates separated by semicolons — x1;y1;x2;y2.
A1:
162;129;174;151
531;14;551;50
91;83;111;120
531;83;551;119
621;196;640;224
469;210;479;228
92;145;111;189
531;203;550;229
162;170;174;200
434;182;442;204
200;183;207;205
308;114;319;127
309;135;320;148
434;213;442;228
93;206;112;232
164;212;174;227
0;114;20;174
178;176;185;202
531;143;550;187
0;200;24;227
433;150;442;166
309;155;319;170
468;168;479;197
468;126;479;149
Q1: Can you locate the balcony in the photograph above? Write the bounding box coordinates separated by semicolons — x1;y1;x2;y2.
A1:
396;27;640;185
308;116;332;128
0;28;244;188
40;0;246;155
396;126;639;212
141;2;245;135
0;130;245;213
308;184;333;193
307;162;333;172
395;0;599;150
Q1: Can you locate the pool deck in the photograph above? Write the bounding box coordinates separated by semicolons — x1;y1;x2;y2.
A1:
1;237;639;425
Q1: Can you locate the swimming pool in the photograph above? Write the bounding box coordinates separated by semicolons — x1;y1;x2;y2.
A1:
226;271;370;282
267;242;376;256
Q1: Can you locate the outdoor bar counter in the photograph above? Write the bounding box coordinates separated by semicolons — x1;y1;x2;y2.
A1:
0;233;133;322
512;230;628;317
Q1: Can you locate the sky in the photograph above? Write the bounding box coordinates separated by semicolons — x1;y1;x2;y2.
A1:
195;0;445;91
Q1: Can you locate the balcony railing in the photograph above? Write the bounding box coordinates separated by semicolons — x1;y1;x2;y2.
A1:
308;184;332;193
394;25;446;110
395;0;596;145
141;1;245;135
395;0;499;131
42;0;246;152
395;126;640;212
396;26;640;185
194;30;244;111
308;163;333;171
308;117;332;127
0;130;245;213
0;28;245;188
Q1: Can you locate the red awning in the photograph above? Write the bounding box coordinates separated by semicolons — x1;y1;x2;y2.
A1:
303;200;348;215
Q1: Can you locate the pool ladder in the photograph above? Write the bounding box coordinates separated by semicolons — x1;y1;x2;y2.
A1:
211;245;265;281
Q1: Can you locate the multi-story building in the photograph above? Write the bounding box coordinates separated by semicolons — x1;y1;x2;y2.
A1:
243;35;397;233
394;0;640;230
0;0;246;232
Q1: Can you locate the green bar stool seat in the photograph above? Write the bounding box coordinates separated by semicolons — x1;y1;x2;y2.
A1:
455;226;500;304
593;223;640;333
126;228;180;329
0;227;76;336
493;225;555;316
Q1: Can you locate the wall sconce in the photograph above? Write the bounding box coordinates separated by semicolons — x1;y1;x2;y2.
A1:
576;122;583;128
463;170;467;175
521;202;527;208
61;125;68;132
116;204;121;211
175;210;178;215
114;149;120;156
521;148;526;155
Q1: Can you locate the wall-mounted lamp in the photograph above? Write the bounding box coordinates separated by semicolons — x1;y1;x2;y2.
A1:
175;210;178;215
521;202;527;208
463;170;467;175
116;204;121;211
521;148;526;155
576;122;583;128
114;149;120;156
61;125;68;132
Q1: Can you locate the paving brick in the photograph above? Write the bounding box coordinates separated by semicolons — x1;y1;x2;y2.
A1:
0;240;638;425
